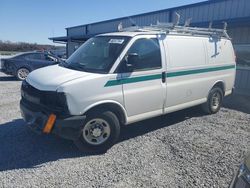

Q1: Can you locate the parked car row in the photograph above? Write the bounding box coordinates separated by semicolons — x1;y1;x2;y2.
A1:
0;51;61;80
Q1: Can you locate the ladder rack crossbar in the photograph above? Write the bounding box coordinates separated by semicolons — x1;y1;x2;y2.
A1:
120;22;230;39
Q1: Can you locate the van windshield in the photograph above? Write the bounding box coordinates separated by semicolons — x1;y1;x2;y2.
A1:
63;36;130;73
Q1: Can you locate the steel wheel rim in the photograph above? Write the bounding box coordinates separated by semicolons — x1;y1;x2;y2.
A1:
82;118;111;145
211;92;221;111
18;68;29;80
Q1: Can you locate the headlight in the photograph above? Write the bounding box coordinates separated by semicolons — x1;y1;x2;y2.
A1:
41;92;67;110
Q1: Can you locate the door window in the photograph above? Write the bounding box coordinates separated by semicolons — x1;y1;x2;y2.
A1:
118;38;162;72
25;53;43;60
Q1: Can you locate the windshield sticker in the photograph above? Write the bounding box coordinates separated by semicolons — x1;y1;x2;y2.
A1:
108;39;124;44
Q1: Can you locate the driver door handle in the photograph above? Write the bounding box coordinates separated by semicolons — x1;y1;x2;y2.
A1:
162;72;166;83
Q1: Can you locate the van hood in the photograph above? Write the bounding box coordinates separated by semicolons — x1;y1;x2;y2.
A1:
26;65;92;91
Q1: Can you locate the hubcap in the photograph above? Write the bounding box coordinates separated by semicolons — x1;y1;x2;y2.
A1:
211;92;221;111
82;118;111;145
18;68;29;80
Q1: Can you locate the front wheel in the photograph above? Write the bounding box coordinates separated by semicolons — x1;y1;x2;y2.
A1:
16;68;30;80
202;87;223;114
74;111;120;154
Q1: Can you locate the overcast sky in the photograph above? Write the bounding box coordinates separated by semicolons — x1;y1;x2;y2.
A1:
0;0;206;44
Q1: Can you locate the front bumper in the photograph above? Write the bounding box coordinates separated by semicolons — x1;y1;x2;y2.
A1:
20;100;86;140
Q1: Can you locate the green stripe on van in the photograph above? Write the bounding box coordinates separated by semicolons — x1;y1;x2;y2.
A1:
104;64;235;87
105;73;162;87
166;65;235;77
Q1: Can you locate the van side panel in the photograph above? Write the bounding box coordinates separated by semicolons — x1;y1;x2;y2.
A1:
164;36;207;108
205;38;236;93
164;35;235;112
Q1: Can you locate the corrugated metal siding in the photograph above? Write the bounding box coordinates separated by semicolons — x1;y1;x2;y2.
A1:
130;11;170;26
235;68;250;95
88;20;121;35
87;11;170;35
67;0;250;37
228;26;250;44
68;26;86;36
243;0;250;17
67;41;82;56
172;0;250;24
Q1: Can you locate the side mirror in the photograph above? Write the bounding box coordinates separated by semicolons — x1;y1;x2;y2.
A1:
126;53;138;70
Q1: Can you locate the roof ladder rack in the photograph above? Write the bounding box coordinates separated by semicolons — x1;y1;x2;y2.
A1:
118;12;231;39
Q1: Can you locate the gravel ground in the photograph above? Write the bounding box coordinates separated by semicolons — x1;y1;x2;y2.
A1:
0;72;249;188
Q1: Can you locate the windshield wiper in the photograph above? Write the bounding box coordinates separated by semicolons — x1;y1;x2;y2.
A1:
59;60;68;67
67;63;86;71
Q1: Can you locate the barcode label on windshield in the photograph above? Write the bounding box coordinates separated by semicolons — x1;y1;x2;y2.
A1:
109;39;124;44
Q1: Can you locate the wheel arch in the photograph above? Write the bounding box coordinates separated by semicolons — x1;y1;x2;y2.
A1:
82;100;128;125
16;66;32;73
211;80;226;96
16;66;32;80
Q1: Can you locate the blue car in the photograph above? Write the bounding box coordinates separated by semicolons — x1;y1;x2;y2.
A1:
0;52;60;80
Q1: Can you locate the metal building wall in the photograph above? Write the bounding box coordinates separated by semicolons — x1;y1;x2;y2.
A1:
235;67;250;95
67;26;86;36
173;0;250;24
229;25;250;95
228;26;250;44
74;11;170;36
66;0;250;39
67;41;77;57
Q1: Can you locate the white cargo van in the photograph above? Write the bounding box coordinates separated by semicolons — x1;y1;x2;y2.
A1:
20;24;236;153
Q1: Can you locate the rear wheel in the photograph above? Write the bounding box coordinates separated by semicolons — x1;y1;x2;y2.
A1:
74;111;120;154
16;68;30;80
202;87;223;114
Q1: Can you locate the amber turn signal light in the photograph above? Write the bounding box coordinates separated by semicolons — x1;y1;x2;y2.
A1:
43;114;56;134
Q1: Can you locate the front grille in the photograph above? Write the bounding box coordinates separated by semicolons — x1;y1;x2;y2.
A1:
21;80;69;117
21;81;41;104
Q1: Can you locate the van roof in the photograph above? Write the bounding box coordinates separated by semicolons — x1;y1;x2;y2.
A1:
98;30;230;39
98;31;150;37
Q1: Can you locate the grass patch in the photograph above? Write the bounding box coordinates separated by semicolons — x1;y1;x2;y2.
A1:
0;51;21;56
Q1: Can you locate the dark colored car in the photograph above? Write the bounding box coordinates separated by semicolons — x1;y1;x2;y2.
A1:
0;52;60;80
230;153;250;188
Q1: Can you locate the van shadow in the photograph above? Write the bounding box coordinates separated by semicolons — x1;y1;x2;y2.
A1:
0;107;204;171
223;94;250;114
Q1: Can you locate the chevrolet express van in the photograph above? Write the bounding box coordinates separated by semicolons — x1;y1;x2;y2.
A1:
20;25;236;153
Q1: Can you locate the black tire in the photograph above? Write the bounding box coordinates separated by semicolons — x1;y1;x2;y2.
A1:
74;111;120;154
202;87;224;114
16;67;30;81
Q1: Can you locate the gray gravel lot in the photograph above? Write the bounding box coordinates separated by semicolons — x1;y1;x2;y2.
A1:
0;72;249;188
